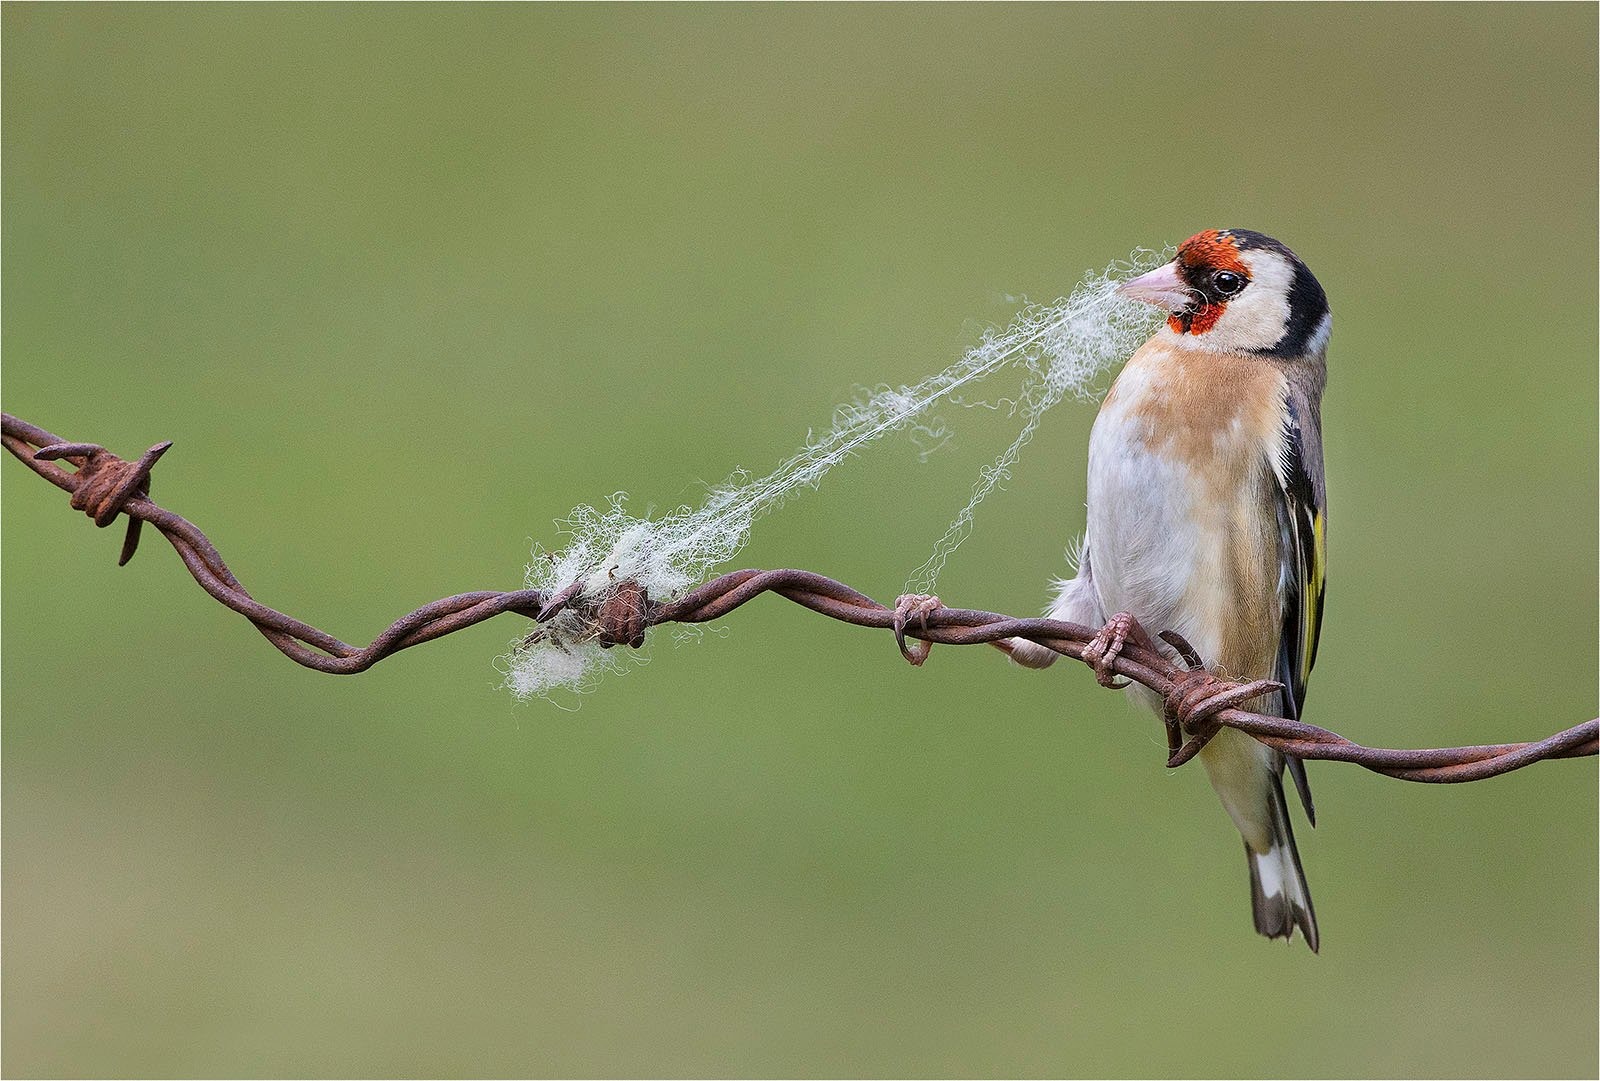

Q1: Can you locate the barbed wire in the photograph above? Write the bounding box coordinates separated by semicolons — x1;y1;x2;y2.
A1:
5;410;1595;783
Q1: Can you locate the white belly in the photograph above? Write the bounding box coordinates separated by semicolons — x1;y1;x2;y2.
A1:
1080;341;1299;853
1086;417;1206;643
1084;371;1282;682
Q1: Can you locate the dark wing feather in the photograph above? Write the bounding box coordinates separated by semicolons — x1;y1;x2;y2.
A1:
1272;393;1327;825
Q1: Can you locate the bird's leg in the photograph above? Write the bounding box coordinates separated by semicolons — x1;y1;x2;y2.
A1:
1081;611;1160;689
892;593;942;667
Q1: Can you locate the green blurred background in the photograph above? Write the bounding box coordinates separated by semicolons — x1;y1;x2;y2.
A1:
4;5;1595;1077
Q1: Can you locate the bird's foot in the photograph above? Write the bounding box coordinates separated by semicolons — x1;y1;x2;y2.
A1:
892;593;942;667
1081;611;1159;689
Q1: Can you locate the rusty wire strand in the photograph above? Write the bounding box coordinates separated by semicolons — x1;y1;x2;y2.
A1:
5;411;1595;784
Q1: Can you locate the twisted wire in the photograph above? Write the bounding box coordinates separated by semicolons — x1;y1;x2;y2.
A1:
5;411;1594;782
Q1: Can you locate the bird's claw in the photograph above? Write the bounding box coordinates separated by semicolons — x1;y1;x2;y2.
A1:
1081;611;1157;689
892;593;942;667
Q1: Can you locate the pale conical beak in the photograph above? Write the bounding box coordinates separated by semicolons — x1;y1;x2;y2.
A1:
1117;262;1193;312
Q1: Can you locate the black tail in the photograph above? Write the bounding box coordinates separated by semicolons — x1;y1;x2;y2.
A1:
1245;777;1319;952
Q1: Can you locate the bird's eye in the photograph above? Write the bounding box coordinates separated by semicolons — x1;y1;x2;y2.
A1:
1212;270;1246;296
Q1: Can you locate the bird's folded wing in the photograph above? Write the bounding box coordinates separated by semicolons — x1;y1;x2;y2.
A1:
1272;390;1327;823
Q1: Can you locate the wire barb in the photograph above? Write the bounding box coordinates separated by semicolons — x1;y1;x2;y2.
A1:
5;410;1596;783
33;436;172;564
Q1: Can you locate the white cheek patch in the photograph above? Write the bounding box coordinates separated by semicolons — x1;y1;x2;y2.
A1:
1216;250;1295;352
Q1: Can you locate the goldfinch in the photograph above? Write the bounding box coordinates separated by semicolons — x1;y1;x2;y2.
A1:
1007;228;1330;950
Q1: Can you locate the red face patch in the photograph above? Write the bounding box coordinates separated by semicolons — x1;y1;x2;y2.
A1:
1178;304;1224;335
1176;229;1248;275
1167;229;1248;336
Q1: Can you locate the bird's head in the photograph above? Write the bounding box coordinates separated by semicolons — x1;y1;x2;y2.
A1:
1119;229;1330;357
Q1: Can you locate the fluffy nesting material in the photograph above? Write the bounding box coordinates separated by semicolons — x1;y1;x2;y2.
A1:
505;250;1165;699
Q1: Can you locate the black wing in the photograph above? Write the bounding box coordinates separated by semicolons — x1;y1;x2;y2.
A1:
1273;394;1327;825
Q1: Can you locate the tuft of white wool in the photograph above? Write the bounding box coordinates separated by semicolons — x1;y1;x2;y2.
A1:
904;251;1165;590
503;637;607;700
503;249;1166;699
498;608;632;701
